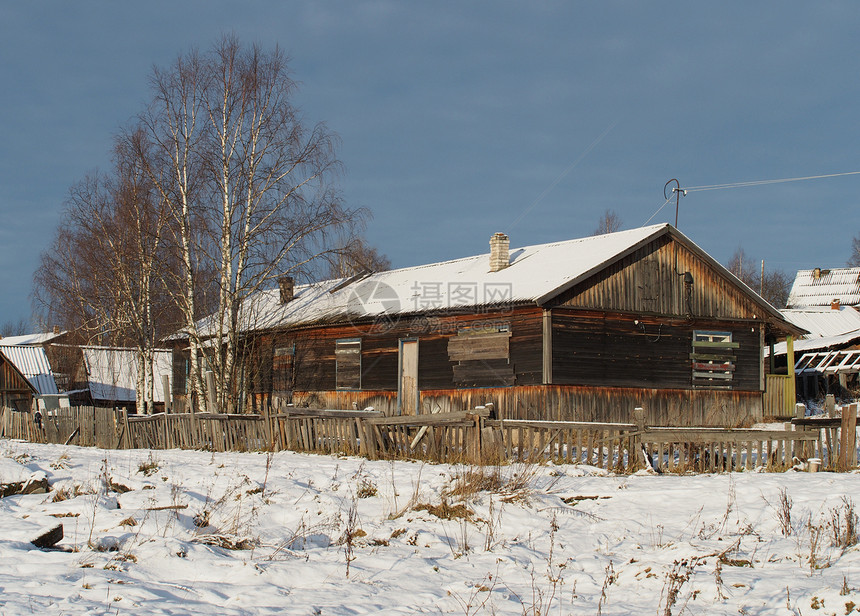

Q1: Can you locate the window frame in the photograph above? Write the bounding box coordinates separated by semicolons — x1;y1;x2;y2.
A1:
691;330;737;389
335;338;362;390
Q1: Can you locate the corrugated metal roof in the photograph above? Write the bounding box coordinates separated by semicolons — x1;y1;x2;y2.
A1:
0;344;59;395
0;331;67;345
767;330;860;357
786;267;860;308
779;307;860;338
82;347;172;403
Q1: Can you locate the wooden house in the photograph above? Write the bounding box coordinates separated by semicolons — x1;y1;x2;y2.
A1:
174;224;803;427
786;267;860;309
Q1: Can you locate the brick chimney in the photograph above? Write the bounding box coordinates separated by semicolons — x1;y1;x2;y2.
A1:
489;233;510;272
831;298;841;310
278;276;295;304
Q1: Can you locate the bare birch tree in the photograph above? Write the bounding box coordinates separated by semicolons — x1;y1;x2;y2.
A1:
725;247;791;308
592;209;623;235
323;235;391;279
131;50;211;410
134;36;362;412
33;139;174;410
849;233;860;267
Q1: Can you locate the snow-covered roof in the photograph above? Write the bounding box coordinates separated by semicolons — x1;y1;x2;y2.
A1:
194;223;790;337
766;307;860;357
0;344;59;395
82;347;172;403
786;267;860;308
779;307;860;338
768;330;860;358
0;331;66;346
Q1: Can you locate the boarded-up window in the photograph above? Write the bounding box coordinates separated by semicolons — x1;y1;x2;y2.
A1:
691;331;737;389
336;338;361;390
448;322;514;386
172;349;190;396
272;345;295;393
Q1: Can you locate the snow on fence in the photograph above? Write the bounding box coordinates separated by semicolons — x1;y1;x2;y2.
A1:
1;404;857;473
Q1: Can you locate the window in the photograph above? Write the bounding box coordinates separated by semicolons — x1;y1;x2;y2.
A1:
335;338;361;390
272;345;294;393
448;321;514;386
691;331;738;389
172;349;190;396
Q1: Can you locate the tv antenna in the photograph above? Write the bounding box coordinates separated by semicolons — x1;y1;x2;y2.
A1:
663;179;687;228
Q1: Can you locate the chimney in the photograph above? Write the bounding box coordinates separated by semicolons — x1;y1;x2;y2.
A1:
831;298;841;310
489;232;510;272
813;267;821;280
278;276;295;304
53;325;60;335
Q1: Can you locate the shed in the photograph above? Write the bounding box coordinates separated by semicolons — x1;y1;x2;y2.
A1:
79;346;173;412
0;344;60;396
0;347;38;412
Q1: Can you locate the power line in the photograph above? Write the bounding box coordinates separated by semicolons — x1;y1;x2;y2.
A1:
646;169;860;228
642;196;674;226
683;170;860;193
506;120;619;233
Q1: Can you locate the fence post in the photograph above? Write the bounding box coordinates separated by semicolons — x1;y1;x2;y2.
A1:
261;403;274;451
160;411;168;450
466;412;481;463
205;371;217;414
850;403;859;469
794;403;808;458
632;407;646;471
161;375;171;414
839;403;857;471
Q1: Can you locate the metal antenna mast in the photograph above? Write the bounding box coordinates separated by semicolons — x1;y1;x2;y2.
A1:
663;179;685;227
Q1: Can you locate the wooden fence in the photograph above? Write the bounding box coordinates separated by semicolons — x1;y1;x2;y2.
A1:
1;404;857;473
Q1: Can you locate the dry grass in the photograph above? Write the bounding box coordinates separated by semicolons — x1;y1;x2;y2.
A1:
137;453;160;477
192;534;258;550
356;478;378;499
830;496;858;550
415;500;474;521
775;487;793;537
51;483;96;502
445;462;543;504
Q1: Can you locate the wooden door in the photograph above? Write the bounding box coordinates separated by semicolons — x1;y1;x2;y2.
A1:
399;339;419;415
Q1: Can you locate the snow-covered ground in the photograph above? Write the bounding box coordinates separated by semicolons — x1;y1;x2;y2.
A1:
1;439;858;615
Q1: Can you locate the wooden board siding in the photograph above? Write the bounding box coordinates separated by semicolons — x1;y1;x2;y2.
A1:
0;356;34;412
551;234;766;320
289;385;761;427
551;309;762;392
242;307;546;400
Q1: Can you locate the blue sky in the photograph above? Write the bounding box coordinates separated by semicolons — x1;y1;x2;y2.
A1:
2;2;859;327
